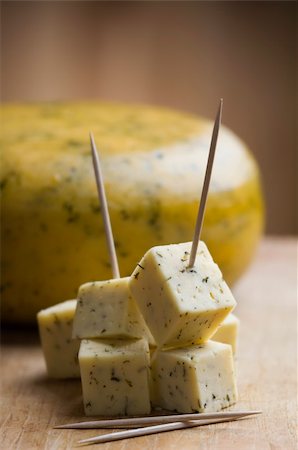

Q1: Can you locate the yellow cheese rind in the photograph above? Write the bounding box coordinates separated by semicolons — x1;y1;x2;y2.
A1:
1;102;264;323
151;341;237;413
79;338;151;416
210;313;239;354
37;300;80;379
72;277;155;345
129;241;236;348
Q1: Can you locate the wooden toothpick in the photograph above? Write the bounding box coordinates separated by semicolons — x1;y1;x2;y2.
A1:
188;99;223;268
55;410;261;429
76;411;261;445
90;132;120;279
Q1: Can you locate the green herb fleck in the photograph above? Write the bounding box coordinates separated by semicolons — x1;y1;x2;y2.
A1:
0;178;8;190
0;282;13;293
90;203;101;214
120;209;130;220
111;368;120;382
62;201;80;223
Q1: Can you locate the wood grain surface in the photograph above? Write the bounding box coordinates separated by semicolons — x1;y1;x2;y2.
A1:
1;237;297;450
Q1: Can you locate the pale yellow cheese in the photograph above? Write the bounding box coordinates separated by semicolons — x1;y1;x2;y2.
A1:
37;300;80;378
72;277;155;345
210;313;239;354
79;338;151;416
150;341;237;413
129;241;236;348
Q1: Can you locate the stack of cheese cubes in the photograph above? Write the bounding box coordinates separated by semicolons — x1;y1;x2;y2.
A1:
129;241;238;413
38;240;239;416
71;277;154;416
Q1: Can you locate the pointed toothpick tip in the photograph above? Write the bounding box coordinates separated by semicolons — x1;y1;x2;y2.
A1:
89;131;96;159
216;98;223;125
89;132;97;158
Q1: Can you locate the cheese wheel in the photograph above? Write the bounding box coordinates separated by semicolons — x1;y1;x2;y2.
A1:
0;102;264;323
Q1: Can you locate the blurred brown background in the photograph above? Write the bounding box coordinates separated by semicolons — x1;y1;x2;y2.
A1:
1;1;297;234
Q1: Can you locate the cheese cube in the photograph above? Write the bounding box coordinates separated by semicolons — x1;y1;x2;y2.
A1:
151;341;237;413
79;338;151;416
211;313;239;354
37;300;80;378
129;241;236;348
72;277;155;345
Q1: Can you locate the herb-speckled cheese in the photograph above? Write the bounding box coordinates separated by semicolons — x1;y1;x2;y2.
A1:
79;338;151;416
37;300;80;378
129;241;236;348
1;102;264;323
210;313;239;354
150;341;237;413
72;277;155;345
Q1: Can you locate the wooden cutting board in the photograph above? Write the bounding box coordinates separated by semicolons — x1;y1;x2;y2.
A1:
1;237;296;449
